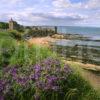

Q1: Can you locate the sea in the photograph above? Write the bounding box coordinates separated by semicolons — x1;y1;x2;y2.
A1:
52;26;100;65
57;26;100;40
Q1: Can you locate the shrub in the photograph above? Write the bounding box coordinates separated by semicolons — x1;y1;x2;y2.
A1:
9;30;22;40
24;28;55;37
1;58;99;100
0;58;72;100
0;22;8;29
0;39;16;67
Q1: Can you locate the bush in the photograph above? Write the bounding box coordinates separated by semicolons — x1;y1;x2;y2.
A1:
0;22;9;29
0;39;16;67
0;58;100;100
0;58;72;100
24;28;55;37
9;30;22;40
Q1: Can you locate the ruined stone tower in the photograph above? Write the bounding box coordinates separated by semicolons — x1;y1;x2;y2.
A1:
9;18;14;30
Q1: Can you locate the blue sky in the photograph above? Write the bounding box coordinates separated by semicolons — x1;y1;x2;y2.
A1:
0;0;100;27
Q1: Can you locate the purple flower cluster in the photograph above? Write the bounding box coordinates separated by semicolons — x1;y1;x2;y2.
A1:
32;58;72;92
0;57;72;99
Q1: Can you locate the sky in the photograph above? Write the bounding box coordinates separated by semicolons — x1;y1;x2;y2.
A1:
0;0;100;27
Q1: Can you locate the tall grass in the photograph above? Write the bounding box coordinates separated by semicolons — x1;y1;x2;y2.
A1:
0;31;56;67
0;31;12;39
10;42;57;66
0;39;17;67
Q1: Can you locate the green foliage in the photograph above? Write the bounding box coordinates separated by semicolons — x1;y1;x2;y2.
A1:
0;39;16;67
0;31;16;67
2;56;100;100
9;30;22;40
9;42;28;66
24;28;55;37
0;31;13;39
0;22;9;29
10;43;57;66
66;73;100;100
11;21;24;32
17;25;24;32
0;30;100;100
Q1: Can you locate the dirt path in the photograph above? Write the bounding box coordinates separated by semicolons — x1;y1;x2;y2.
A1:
64;60;100;90
82;69;100;90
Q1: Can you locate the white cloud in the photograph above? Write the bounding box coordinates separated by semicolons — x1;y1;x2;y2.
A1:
52;0;83;9
52;0;100;9
0;0;100;26
52;0;71;8
0;9;88;26
85;0;100;9
1;0;23;5
49;11;88;20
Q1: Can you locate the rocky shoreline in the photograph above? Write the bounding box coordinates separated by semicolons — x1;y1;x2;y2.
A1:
27;36;100;72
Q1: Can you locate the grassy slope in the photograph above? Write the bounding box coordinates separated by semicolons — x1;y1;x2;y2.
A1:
62;59;100;92
0;31;100;100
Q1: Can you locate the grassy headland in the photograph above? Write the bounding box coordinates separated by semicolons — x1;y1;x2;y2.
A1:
0;29;100;100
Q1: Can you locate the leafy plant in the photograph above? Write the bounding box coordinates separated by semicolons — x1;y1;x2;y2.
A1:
0;58;72;100
0;39;16;67
9;30;22;40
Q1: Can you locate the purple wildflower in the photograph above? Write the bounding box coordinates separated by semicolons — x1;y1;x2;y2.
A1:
47;76;58;84
0;80;6;92
34;73;40;80
55;68;61;74
16;77;28;86
34;64;42;73
0;57;72;98
30;74;35;81
11;67;18;76
63;65;72;74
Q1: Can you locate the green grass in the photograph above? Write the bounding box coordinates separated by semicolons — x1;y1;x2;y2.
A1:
0;31;17;67
63;60;100;100
0;31;57;67
0;31;13;39
67;73;100;100
10;42;57;66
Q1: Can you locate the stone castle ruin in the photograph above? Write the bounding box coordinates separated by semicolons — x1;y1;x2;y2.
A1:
9;18;14;30
9;18;21;30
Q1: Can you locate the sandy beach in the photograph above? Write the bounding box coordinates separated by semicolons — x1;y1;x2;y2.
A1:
27;36;56;46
